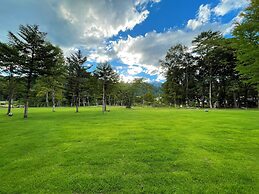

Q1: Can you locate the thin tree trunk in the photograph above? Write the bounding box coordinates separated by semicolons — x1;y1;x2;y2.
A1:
237;92;240;108
7;96;12;115
46;92;49;107
78;94;81;107
209;80;212;108
52;89;55;112
113;97;116;106
108;95;111;106
75;94;79;113
24;100;29;118
82;98;86;107
245;87;248;108
7;65;15;115
87;96;90;106
24;73;32;119
7;76;14;115
233;92;238;108
174;93;177;108
76;103;79;112
24;49;35;119
102;82;106;112
257;92;259;109
186;69;189;107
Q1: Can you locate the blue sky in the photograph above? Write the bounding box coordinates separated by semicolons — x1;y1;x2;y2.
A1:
0;0;249;82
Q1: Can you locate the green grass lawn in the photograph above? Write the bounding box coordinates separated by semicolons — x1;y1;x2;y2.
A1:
0;107;258;193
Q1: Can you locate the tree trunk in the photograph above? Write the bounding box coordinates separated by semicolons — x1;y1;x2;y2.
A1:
82;98;86;107
7;77;14;115
108;95;111;106
7;65;15;115
113;97;116;106
174;93;177;108
87;96;90;106
7;96;12;115
102;82;106;112
52;89;55;112
233;92;238;108
24;73;32;119
209;80;212;108
76;103;79;112
186;69;189;107
75;94;79;113
24;100;29;118
257;92;259;109
244;87;248;108
78;94;81;107
46;92;49;107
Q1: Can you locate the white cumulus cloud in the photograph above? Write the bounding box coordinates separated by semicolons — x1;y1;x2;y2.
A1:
55;0;154;48
187;4;211;30
213;0;249;16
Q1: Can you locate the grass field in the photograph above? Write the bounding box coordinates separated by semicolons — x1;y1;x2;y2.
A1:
0;107;258;193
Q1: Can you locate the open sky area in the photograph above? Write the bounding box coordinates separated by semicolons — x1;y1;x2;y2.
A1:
0;0;249;83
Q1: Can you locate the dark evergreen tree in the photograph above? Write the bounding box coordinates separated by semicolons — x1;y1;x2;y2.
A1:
0;42;20;115
8;25;57;118
66;50;89;113
94;62;118;112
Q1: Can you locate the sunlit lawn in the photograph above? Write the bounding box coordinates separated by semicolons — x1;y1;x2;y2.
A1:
0;107;258;193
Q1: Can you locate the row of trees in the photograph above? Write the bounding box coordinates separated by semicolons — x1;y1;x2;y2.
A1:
0;1;258;118
0;26;160;118
161;0;258;108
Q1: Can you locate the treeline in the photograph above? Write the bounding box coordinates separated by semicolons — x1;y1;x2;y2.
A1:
0;0;258;118
0;25;160;118
161;1;258;108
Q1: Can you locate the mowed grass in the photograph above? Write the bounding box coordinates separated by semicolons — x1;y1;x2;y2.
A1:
0;107;258;193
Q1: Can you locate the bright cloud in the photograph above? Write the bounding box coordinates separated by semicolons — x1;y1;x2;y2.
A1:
55;0;155;48
119;74;141;83
0;0;159;48
213;0;249;16
187;4;211;30
127;66;144;75
112;30;194;67
223;12;245;34
0;0;250;82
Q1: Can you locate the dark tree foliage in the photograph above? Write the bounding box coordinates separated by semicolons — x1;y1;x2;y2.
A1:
66;50;89;113
160;44;195;107
233;0;259;107
34;44;66;111
94;62;118;112
161;30;257;108
0;42;20;114
192;31;223;108
8;24;58;118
